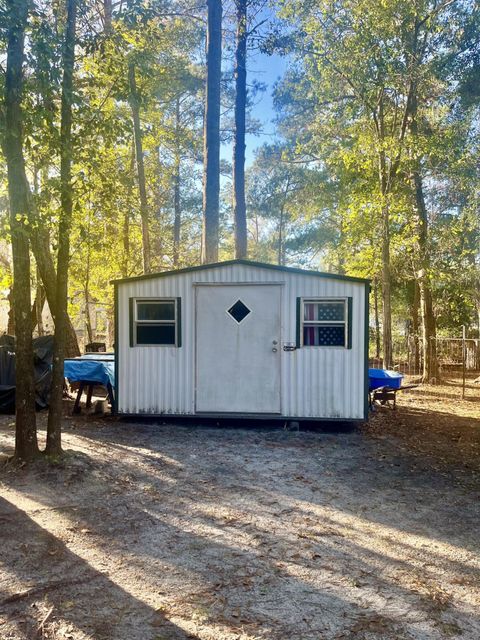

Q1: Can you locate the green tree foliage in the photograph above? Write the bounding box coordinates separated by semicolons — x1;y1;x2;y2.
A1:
0;0;207;335
264;0;480;348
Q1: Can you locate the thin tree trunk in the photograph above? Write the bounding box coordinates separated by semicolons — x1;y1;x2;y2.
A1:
154;145;165;262
173;96;181;266
278;176;291;266
36;285;44;337
84;234;93;344
31;275;45;334
201;0;222;264
233;0;247;259
381;204;393;369
122;143;135;277
3;0;39;461
411;280;420;373
409;80;437;383
122;207;130;277
377;96;393;369
414;170;437;383
28;224;80;356
31;159;78;355
46;0;77;456
7;289;15;335
128;62;151;273
85;295;93;344
103;0;112;33
373;276;381;360
173;158;181;266
278;202;286;265
337;213;345;274
278;209;283;265
477;300;480;339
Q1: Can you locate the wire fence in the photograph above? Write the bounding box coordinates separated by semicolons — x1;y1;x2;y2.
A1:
370;333;480;401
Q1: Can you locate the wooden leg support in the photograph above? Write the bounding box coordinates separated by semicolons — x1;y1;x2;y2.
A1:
106;383;115;415
73;382;85;414
86;385;94;409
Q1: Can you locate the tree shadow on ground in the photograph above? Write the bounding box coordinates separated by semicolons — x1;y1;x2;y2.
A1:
0;496;199;640
1;410;480;639
0;454;412;640
77;409;480;555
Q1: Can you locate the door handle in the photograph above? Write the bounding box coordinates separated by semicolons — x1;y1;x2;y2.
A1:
272;347;278;352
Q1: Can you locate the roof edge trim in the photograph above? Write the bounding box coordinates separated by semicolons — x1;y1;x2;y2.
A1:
111;259;370;285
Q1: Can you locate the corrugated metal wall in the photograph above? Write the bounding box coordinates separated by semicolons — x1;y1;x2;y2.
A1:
116;263;367;419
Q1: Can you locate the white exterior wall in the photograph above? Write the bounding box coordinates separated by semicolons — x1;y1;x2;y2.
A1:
116;263;368;419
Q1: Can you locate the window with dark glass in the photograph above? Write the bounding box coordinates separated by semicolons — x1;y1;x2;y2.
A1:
302;299;347;347
227;299;251;323
133;299;179;346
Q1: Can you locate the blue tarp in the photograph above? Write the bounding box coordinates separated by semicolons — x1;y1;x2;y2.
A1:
64;355;115;387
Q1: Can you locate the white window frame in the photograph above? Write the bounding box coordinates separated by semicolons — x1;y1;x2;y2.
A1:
133;298;178;347
301;298;348;348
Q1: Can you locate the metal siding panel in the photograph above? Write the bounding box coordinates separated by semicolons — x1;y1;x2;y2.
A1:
280;273;365;419
116;263;366;419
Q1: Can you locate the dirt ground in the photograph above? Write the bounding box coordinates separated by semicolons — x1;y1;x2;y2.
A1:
0;380;479;640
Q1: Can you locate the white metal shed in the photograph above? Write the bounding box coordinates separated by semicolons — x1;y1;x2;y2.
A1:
113;260;370;421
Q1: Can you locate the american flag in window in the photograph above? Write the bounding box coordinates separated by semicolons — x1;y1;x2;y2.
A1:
303;300;347;347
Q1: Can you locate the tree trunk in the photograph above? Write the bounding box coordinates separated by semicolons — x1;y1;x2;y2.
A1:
151;146;166;265
84;237;93;344
85;295;93;344
103;0;112;33
337;213;345;274
3;10;79;359
7;289;15;335
278;204;285;265
254;211;259;244
128;62;151;273
381;204;393;369
376;96;393;369
31;275;45;335
121;143;135;277
173;96;181;266
233;0;247;259
46;0;77;456
409;82;437;383
411;280;420;373
373;276;381;360
122;208;130;277
28;223;80;356
477;299;480;339
3;0;39;461
32;167;78;353
201;0;222;264
414;171;437;383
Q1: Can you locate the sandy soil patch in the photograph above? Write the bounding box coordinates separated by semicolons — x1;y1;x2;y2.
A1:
0;387;479;639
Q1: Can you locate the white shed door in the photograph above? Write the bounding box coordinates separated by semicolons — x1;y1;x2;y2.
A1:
196;285;281;413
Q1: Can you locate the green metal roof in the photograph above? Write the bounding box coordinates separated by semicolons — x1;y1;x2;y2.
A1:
111;259;370;285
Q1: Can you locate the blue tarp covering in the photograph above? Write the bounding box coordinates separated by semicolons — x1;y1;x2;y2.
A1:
368;368;403;391
64;355;115;387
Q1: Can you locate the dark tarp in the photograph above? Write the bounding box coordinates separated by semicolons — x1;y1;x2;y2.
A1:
0;335;54;413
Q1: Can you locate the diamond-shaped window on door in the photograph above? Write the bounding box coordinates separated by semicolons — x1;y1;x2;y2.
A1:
227;299;251;323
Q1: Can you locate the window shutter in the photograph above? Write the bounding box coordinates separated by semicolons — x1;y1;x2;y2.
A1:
347;297;353;349
296;297;302;348
129;298;134;347
176;297;182;347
